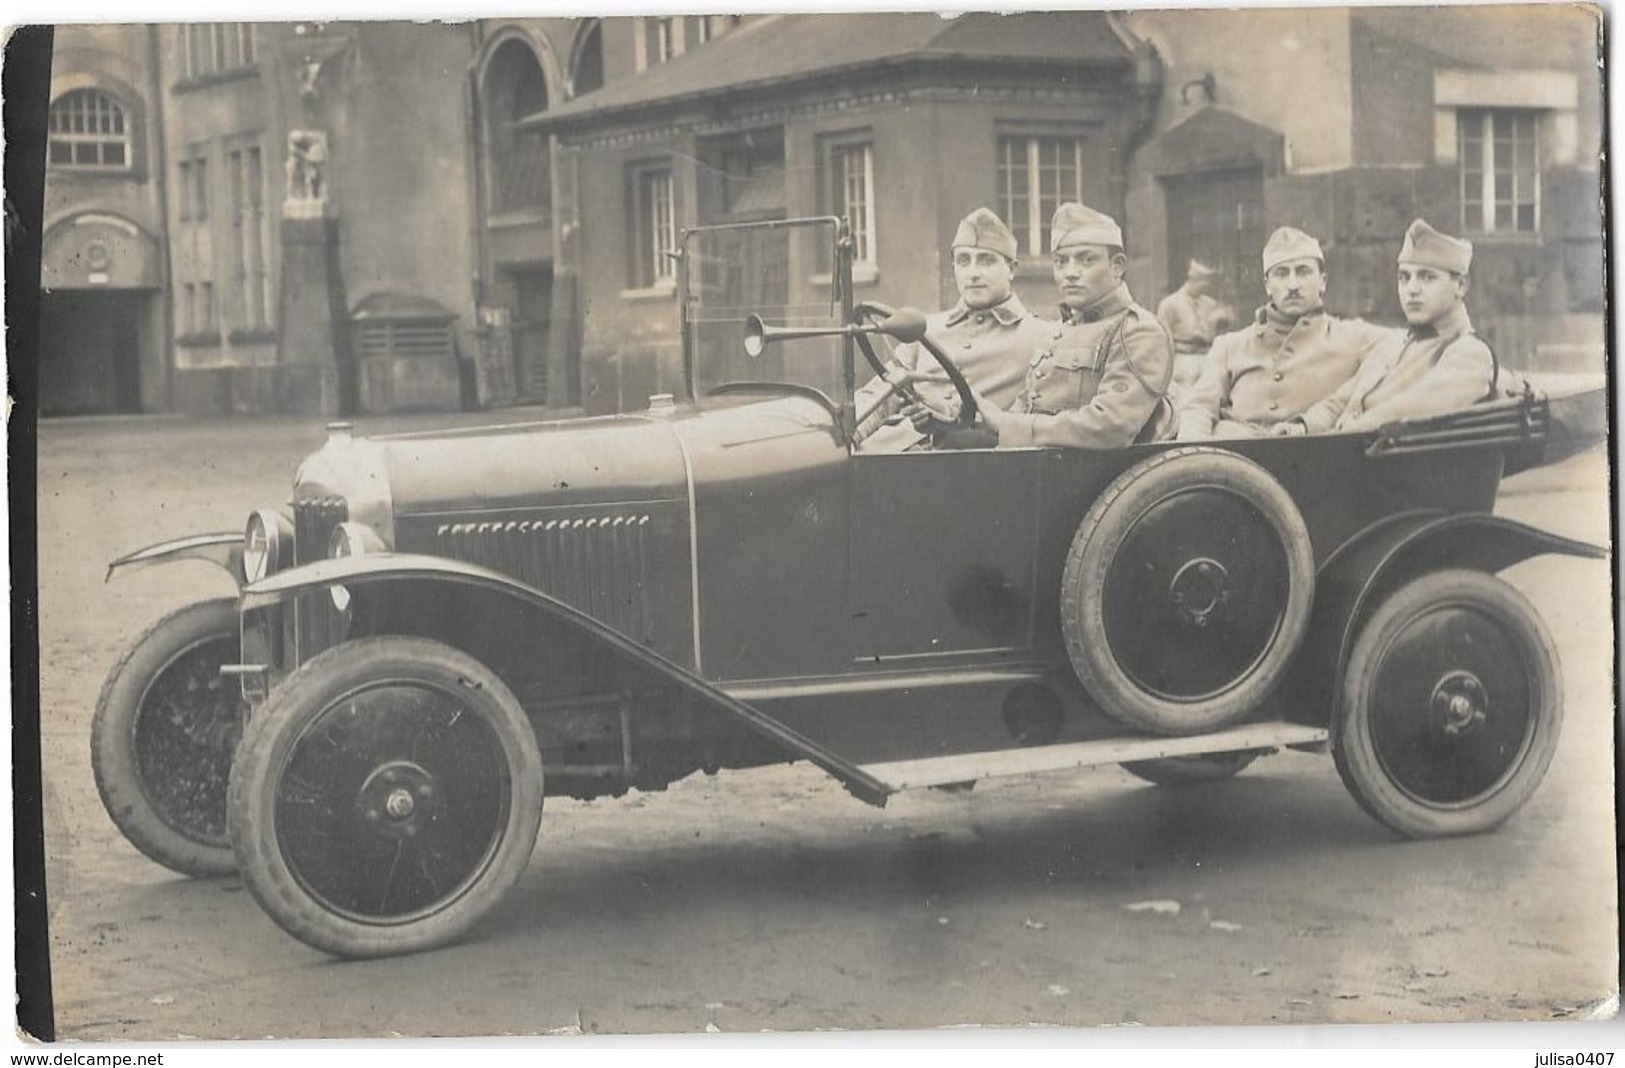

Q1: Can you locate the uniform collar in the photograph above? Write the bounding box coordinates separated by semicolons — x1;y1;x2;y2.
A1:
1254;303;1326;334
1062;283;1131;324
1406;302;1472;341
945;293;1029;327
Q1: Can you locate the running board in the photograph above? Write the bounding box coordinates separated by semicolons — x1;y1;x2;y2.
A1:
859;721;1330;793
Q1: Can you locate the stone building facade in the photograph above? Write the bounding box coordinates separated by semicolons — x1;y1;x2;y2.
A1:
39;9;1602;416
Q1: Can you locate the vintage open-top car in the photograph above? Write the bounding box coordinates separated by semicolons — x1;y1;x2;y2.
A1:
93;216;1605;958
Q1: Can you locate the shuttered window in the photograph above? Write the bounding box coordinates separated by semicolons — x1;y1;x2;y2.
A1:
355;318;456;361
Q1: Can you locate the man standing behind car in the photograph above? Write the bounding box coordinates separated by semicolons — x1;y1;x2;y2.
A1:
853;207;1050;449
963;202;1175;450
1278;219;1496;435
1178;227;1385;439
1157;258;1233;389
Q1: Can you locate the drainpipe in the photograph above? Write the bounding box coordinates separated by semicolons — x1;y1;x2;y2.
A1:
463;22;487;410
148;23;175;411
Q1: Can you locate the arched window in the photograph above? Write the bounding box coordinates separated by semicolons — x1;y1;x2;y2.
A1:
49;89;131;170
483;38;550;214
569;21;604;97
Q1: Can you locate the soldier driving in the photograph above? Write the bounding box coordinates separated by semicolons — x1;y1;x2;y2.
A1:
854;207;1050;449
945;202;1175;450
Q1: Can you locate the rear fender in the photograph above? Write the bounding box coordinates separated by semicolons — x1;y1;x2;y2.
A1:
1284;511;1606;731
106;532;243;586
242;554;890;805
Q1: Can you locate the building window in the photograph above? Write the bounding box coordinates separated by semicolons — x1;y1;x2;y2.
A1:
227;142;272;332
637;16;684;70
1459;109;1540;235
47;90;131;170
823;139;876;267
998;135;1087;256
629;165;676;289
697;14;742;43
177;151;209;221
179;24;256;83
483;38;550;215
569;20;604;97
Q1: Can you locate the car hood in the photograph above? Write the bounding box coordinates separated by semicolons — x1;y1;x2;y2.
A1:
375;414;691;516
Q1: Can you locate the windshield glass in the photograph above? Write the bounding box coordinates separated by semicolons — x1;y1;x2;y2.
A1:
685;217;847;402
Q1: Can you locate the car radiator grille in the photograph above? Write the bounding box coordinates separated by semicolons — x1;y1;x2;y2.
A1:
294;495;349;564
433;515;655;641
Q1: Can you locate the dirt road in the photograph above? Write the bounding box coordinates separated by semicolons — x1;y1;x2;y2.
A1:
31;415;1617;1040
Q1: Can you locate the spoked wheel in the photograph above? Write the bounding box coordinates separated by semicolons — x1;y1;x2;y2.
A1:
1333;569;1561;839
91;598;244;877
228;636;543;958
1121;750;1260;786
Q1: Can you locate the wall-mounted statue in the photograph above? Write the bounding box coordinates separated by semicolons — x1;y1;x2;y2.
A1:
285;130;329;203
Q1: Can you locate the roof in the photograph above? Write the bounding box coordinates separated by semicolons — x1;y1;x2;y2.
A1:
528;11;1136;132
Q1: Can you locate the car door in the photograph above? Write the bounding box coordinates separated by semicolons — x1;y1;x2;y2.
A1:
848;446;1046;664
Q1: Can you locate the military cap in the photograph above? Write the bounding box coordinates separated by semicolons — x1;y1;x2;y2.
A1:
1186;259;1220;281
1051;202;1124;252
1397;218;1472;274
1262;226;1325;273
951;207;1019;261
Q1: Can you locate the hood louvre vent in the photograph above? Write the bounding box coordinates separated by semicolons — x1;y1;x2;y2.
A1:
435;514;654;641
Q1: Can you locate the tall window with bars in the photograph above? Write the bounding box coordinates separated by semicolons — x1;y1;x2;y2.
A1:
823;139;876;267
1459;109;1540;235
998;135;1087;256
227;143;272;332
179;24;256;83
48;90;131;170
630;166;677;289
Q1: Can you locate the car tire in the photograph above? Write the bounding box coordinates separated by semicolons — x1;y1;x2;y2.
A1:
1120;751;1260;786
91;598;244;877
1061;447;1315;735
228;636;543;958
1333;569;1561;839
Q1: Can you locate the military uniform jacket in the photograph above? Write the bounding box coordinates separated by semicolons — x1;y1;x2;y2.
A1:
1156;285;1230;355
1298;305;1494;433
996;284;1174;451
854;294;1050;432
1178;306;1387;439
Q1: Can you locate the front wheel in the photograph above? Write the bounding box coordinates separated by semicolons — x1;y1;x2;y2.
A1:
91;598;244;877
1333;570;1561;839
228;636;543;958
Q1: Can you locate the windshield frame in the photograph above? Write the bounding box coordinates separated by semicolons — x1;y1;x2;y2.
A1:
678;215;857;434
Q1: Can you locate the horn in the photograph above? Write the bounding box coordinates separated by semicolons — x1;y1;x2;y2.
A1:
743;315;881;358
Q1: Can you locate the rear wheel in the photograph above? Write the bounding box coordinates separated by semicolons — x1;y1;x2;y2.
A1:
1333;570;1561;838
1121;751;1260;786
91;598;243;877
228;636;543;958
1062;448;1315;735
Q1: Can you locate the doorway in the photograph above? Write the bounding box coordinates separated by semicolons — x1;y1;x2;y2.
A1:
499;263;553;403
1162;169;1266;313
38;291;144;415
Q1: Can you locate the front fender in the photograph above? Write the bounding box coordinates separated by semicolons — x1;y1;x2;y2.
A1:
106;532;243;585
1283;510;1607;728
242;554;890;806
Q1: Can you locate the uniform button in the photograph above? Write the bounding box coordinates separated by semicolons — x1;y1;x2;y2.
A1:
1053;331;1064;340
962;341;973;350
1273;372;1284;382
1269;401;1281;411
975;313;987;324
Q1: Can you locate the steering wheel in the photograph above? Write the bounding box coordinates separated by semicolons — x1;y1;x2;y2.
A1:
852;302;979;432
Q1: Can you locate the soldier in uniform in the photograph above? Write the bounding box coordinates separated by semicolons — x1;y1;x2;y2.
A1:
1178;226;1386;440
954;202;1175;450
854;207;1051;449
1280;219;1496;434
1157;258;1233;389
